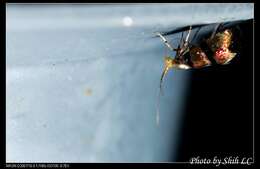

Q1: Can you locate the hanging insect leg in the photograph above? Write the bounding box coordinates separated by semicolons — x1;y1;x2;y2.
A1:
184;26;192;48
178;26;192;60
155;32;177;52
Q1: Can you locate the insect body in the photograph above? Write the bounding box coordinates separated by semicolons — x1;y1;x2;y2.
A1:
207;29;236;65
189;46;212;68
155;24;237;125
156;25;236;90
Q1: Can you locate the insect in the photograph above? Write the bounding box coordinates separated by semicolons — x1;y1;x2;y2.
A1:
155;23;237;125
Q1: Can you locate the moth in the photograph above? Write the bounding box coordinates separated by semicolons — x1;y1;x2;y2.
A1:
155;22;238;125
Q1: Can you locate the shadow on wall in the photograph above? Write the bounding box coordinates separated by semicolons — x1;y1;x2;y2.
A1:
176;19;254;162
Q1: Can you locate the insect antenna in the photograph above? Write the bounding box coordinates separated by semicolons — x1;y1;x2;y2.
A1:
156;41;174;126
157;66;170;126
156;87;162;126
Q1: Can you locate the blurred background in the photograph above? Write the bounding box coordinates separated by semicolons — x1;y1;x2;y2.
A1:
6;3;254;162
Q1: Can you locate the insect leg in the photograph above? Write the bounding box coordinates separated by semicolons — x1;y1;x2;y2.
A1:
179;26;192;57
184;26;192;46
155;32;177;52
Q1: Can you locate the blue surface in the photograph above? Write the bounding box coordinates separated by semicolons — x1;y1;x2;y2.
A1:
6;4;254;162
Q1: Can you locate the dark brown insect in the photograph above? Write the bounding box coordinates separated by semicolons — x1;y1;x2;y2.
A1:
155;24;237;125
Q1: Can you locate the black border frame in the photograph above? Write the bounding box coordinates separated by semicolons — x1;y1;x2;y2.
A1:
2;1;256;168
